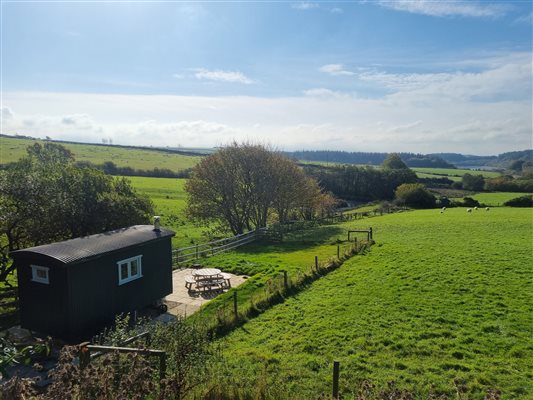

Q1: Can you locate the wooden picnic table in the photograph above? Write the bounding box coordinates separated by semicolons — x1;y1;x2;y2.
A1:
188;268;231;291
192;268;221;278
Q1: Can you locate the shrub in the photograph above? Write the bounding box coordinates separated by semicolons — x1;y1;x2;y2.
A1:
394;183;436;209
504;195;533;207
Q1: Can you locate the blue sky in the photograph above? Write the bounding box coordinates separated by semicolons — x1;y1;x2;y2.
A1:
1;1;532;154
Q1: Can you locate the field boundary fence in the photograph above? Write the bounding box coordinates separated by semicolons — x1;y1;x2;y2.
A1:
173;228;268;265
172;205;392;266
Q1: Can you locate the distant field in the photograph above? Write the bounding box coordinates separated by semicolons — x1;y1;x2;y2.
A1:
205;208;533;399
413;167;501;180
0;135;202;172
416;171;462;182
452;192;532;207
125;176;207;248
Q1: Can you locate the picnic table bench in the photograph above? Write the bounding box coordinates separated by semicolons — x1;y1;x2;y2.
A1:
185;268;231;292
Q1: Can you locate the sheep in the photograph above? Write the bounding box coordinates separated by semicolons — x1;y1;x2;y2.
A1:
486;207;490;211
442;207;446;211
467;208;472;213
474;206;478;210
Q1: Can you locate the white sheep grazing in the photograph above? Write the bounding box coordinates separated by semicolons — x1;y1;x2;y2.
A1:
474;206;478;210
467;208;472;213
442;207;446;211
486;207;490;211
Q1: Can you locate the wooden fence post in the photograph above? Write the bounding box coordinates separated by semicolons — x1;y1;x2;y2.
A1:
337;245;340;259
332;360;340;399
233;291;238;320
78;342;91;370
283;271;288;290
315;256;318;271
369;227;373;241
159;352;167;381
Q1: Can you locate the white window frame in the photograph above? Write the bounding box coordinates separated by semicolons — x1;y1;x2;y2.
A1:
31;265;50;284
117;255;143;285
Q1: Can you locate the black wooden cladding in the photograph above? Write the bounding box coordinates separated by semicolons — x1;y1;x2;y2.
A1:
12;225;175;339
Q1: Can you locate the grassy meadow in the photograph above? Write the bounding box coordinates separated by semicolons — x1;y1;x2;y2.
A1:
411;167;501;179
454;192;532;207
197;207;533;399
0;135;202;172
125;176;208;248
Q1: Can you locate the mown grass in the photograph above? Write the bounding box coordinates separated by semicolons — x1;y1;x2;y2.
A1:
125;176;207;248
204;207;533;399
412;167;501;179
452;192;533;207
0;135;202;172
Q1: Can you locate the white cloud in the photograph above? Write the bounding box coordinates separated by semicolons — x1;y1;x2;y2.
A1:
330;7;343;14
61;113;95;130
1;107;14;121
319;64;354;76
303;88;349;98
514;12;533;25
358;53;532;102
193;68;255;84
377;0;508;18
2;52;531;155
291;2;319;10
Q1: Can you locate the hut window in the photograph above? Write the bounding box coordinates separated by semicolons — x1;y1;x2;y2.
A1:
117;255;143;285
31;265;50;284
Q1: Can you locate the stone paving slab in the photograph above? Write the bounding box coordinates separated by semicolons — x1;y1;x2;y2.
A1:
164;268;248;317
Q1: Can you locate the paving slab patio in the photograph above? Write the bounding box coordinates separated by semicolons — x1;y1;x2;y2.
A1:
164;268;248;317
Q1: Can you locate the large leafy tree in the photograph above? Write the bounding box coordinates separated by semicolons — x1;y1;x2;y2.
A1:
185;143;332;235
0;143;154;283
382;153;409;170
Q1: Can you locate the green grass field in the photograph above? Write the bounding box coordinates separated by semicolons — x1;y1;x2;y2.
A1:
125;176;208;248
413;167;501;180
0;135;202;172
452;192;532;207
202;208;532;399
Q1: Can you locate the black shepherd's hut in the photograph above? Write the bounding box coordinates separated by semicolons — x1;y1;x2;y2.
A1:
11;224;175;338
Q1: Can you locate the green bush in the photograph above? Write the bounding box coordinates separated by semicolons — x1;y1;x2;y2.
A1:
504;195;533;207
394;183;436;209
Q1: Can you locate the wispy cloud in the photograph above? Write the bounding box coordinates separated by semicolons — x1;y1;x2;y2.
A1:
193;68;255;84
514;12;533;25
3;52;531;154
303;88;349;98
330;7;343;14
358;52;532;103
319;64;354;76
291;2;319;10
1;106;14;121
376;0;508;18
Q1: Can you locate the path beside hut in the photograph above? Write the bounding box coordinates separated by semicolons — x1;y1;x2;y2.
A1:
163;269;247;317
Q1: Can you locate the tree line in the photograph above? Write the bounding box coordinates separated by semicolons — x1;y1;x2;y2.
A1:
303;163;418;201
285;150;455;168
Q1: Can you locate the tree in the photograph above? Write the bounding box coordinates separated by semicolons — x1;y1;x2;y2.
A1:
394;183;436;209
461;173;485;191
0;143;154;284
382;153;408;170
185;143;331;235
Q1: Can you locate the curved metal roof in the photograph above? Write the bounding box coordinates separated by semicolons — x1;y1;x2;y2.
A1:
11;225;175;265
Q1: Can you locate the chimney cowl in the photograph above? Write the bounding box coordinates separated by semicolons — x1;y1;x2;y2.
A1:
153;216;161;231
